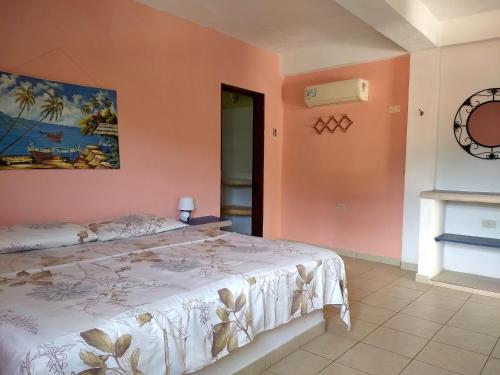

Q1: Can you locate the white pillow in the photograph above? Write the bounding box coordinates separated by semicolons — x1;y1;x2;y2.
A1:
0;222;98;254
87;214;187;241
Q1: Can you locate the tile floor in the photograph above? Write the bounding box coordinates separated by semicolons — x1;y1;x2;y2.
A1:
260;257;500;375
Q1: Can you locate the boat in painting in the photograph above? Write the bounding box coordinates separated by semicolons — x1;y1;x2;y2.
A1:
28;143;81;163
40;130;63;143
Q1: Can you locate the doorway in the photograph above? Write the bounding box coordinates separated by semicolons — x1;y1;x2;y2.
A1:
220;84;264;237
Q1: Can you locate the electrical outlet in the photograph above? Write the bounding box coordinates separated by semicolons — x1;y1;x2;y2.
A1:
336;203;347;211
482;219;496;228
389;105;401;114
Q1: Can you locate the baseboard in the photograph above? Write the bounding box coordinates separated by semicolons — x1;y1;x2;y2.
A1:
285;238;402;268
334;247;401;267
401;262;418;272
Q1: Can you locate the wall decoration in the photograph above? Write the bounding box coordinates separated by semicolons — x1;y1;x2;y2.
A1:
454;88;500;160
312;114;353;135
0;71;119;169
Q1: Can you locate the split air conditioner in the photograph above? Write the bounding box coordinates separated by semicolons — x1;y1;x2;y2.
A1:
304;79;369;107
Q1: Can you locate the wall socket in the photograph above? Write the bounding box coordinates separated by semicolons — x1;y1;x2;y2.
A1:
336;202;347;211
482;219;497;228
389;105;401;114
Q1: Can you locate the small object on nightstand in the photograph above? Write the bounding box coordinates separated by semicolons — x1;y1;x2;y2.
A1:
178;196;195;222
188;216;232;229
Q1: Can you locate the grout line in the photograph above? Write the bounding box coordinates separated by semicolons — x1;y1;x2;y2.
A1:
479;335;500;375
337;262;499;374
332;358;371;375
396;292;473;374
358;341;413;359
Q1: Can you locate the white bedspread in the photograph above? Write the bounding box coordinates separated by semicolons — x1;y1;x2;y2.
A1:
0;227;349;375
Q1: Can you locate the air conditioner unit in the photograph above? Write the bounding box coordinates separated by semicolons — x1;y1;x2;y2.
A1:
304;79;369;107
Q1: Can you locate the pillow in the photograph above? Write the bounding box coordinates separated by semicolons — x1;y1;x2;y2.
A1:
0;222;98;254
87;214;187;241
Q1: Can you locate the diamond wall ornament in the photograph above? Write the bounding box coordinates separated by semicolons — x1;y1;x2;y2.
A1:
312;115;353;135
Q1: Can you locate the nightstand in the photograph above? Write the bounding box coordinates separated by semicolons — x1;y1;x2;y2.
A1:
187;216;232;230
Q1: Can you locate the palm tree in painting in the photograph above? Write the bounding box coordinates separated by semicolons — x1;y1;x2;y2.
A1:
102;97;112;109
0;93;64;155
90;96;100;110
0;85;36;144
81;102;92;115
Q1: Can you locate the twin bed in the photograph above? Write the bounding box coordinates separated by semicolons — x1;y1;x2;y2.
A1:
0;217;350;375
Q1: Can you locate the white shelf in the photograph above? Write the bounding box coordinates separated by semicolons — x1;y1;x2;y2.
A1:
421;190;500;204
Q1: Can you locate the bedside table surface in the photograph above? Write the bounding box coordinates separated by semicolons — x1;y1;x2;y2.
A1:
188;216;232;228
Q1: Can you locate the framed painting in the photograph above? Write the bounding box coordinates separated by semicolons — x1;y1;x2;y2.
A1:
0;71;119;170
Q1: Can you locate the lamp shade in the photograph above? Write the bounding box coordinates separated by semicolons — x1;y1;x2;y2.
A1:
178;196;195;211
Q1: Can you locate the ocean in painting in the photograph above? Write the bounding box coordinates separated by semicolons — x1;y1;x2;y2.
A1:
0;71;119;170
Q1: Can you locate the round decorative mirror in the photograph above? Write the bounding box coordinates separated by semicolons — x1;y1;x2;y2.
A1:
454;88;500;159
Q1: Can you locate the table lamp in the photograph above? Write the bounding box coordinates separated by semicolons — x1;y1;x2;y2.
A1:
178;196;195;222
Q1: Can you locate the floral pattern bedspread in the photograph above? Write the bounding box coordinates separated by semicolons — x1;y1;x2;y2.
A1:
0;227;350;375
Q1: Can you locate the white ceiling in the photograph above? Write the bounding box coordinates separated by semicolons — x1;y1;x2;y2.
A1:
137;0;500;75
421;0;500;20
137;0;406;75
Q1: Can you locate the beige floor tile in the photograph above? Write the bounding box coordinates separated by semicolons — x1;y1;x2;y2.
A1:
459;301;500;322
362;326;427;358
383;313;442;339
482;357;500;375
269;349;331;375
447;312;500;337
361;292;412;312
432;325;497;355
360;269;400;284
416;341;488;375
391;276;431;292
349;277;387;293
426;286;471;301
348;287;374;302
258;372;275;375
342;260;376;278
401;360;460;375
415;292;465;312
469;294;500;308
401;301;456;324
317;362;366;375
376;284;425;300
372;264;408;277
327;318;378;341
302;332;357;360
349;302;395;325
342;256;378;269
492;340;500;359
337;343;411;375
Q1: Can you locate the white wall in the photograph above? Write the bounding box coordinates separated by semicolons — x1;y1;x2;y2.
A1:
401;48;440;265
436;40;500;276
403;39;500;272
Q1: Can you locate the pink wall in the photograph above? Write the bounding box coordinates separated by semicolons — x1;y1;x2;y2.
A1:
281;56;409;259
0;0;283;237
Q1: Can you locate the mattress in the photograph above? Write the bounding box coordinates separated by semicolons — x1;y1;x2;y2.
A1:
0;226;349;375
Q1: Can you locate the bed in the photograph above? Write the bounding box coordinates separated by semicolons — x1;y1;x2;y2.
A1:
0;225;350;375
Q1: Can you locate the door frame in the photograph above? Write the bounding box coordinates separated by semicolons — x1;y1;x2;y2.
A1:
221;83;264;237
